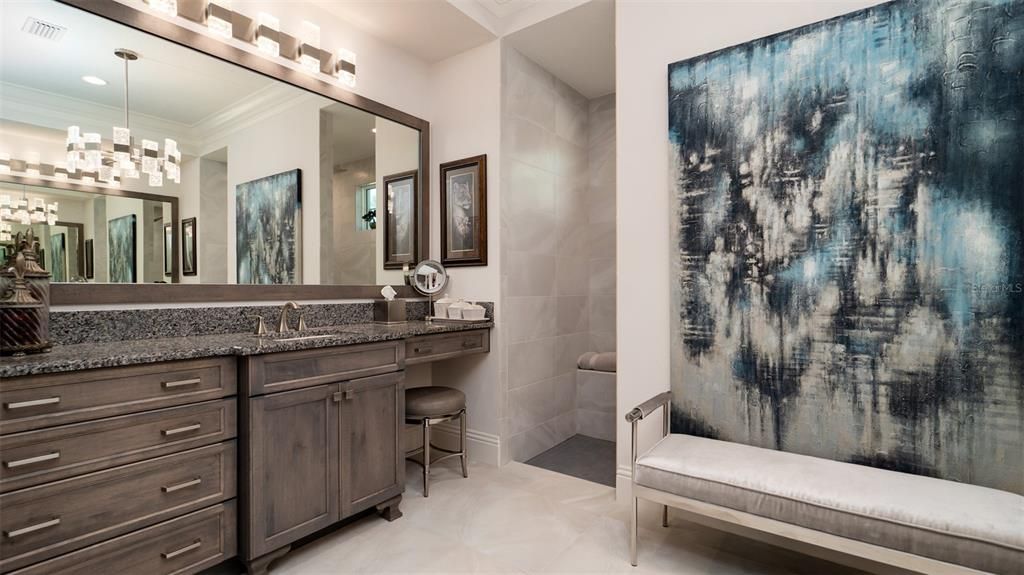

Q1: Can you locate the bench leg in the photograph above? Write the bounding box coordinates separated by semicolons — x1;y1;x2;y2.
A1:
630;496;638;566
662;504;669;527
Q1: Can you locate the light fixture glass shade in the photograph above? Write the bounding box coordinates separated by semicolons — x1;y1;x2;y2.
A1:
337;49;357;87
144;0;177;17
255;13;280;57
0;152;9;174
83;132;102;172
206;1;233;39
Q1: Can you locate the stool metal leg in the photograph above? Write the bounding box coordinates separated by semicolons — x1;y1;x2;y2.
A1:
422;418;431;497
459;410;468;478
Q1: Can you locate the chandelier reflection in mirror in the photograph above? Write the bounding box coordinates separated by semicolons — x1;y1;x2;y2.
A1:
65;49;181;188
0;187;59;242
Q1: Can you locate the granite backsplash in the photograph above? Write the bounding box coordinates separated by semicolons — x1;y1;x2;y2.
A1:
50;300;493;345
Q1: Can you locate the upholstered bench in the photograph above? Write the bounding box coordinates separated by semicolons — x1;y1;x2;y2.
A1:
626;392;1024;574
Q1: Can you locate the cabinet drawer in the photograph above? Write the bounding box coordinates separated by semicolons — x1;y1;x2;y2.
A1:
242;341;402;396
8;501;236;575
0;399;236;493
0;358;236;434
0;441;236;572
405;329;489;365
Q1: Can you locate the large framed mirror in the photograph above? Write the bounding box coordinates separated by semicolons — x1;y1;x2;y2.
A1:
0;0;429;303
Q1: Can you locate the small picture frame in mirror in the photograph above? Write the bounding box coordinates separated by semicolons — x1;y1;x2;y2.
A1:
440;155;487;267
383;170;418;270
163;223;173;276
84;239;94;280
182;217;197;276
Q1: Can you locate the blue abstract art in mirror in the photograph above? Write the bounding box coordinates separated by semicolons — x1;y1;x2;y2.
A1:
236;169;300;284
668;0;1023;493
50;233;66;283
107;214;137;284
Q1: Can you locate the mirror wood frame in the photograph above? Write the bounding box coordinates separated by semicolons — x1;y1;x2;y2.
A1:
42;0;429;304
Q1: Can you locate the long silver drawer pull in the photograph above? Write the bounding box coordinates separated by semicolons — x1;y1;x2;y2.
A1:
462;340;476;348
4;451;61;468
162;423;201;436
5;397;61;410
162;378;202;389
4;517;60;538
161;539;202;559
162;477;202;493
414;346;433;354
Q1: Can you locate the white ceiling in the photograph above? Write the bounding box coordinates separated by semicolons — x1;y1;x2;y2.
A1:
0;0;275;126
311;0;497;63
505;0;614;99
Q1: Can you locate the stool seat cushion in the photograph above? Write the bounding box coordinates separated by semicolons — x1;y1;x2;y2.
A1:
406;386;466;417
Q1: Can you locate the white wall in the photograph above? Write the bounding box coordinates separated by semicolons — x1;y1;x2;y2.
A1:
615;0;889;495
427;40;503;464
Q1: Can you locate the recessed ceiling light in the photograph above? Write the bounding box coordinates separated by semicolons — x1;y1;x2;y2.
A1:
81;75;107;86
371;128;377;134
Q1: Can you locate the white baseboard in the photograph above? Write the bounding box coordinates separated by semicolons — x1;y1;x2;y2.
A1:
429;422;502;467
615;464;632;500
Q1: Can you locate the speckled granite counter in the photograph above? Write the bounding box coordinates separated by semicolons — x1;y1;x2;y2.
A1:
0;320;493;378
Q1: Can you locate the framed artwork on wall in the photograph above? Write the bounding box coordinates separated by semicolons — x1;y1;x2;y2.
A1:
84;238;94;279
235;169;300;284
181;217;197;276
666;0;1024;493
382;170;418;269
440;155;487;267
107;214;136;284
50;233;67;283
163;223;173;276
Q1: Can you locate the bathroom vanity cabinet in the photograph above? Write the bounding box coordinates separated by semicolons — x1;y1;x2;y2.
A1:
240;343;406;573
0;326;489;575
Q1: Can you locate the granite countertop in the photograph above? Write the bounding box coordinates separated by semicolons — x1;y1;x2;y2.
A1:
0;320;493;378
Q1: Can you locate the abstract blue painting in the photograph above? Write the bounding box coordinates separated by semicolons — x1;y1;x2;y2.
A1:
236;169;300;284
668;0;1023;493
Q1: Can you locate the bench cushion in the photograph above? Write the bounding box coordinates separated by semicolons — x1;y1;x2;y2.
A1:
634;434;1024;574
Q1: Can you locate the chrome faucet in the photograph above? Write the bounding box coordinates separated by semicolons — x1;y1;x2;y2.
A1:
278;301;301;333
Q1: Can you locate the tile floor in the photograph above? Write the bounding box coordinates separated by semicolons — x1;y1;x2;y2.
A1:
210;462;864;574
525;435;616;487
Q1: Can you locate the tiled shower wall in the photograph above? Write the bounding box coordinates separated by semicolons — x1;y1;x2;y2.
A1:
501;45;617;462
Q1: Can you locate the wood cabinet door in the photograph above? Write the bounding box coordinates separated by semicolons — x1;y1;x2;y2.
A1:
339;371;404;517
244;385;339;559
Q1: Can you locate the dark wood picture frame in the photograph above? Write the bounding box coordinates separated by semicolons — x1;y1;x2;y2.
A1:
163;222;173;276
84;238;94;279
182;217;198;276
382;170;419;270
440;155;487;267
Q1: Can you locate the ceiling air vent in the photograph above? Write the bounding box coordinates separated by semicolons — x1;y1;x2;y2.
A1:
21;17;67;42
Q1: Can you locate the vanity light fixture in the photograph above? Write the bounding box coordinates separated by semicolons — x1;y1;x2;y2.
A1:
336;49;357;88
205;0;233;39
81;75;107;86
144;0;177;18
255;13;281;57
65;49;180;187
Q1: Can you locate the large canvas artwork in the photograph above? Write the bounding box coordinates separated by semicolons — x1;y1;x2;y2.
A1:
107;215;137;284
668;0;1023;493
236;169;300;284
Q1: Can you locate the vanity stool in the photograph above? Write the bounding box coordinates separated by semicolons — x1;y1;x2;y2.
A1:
405;386;468;497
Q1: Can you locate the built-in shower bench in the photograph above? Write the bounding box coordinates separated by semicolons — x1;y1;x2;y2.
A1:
626;392;1024;574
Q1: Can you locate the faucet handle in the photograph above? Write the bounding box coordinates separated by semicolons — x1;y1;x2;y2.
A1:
251;315;269;337
297;312;308;332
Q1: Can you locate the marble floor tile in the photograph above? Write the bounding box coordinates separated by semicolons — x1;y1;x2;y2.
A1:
204;462;864;575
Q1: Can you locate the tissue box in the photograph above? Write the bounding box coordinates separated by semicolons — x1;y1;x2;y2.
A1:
374;299;407;324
